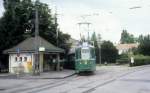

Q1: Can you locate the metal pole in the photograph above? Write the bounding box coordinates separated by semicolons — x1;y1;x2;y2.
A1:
98;34;101;65
78;22;91;42
87;23;90;42
55;8;60;71
78;23;84;42
33;0;40;75
99;43;101;65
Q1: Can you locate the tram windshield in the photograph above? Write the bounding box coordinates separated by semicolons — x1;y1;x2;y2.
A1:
81;49;90;59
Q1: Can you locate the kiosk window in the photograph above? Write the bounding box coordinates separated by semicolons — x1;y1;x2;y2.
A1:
19;57;22;62
15;57;18;62
24;57;27;61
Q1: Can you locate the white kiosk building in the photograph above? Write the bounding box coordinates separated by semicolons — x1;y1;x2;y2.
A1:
4;36;64;74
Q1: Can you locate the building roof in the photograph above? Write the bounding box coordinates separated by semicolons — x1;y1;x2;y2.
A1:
116;43;139;50
4;36;64;54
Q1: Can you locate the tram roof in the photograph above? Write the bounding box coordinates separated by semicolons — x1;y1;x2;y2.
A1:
76;42;94;48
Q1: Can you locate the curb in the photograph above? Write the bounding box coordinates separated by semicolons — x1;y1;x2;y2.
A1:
0;72;76;79
18;73;76;79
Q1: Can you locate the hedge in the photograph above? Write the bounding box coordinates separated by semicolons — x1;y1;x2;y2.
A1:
130;55;150;66
116;54;150;66
116;58;129;65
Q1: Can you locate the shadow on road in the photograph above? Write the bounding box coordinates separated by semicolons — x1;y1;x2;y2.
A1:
78;71;95;76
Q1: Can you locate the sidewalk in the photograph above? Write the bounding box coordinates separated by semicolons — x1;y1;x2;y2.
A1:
0;73;18;79
0;69;75;79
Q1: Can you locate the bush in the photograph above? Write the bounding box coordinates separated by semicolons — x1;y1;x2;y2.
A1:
130;55;150;66
116;53;129;65
116;58;129;65
119;53;129;59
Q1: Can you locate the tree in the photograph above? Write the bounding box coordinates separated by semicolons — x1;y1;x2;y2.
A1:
0;0;30;68
0;0;70;67
0;0;70;48
138;34;150;56
101;41;118;63
58;31;71;55
120;30;135;44
0;0;28;51
91;32;98;46
91;32;99;64
138;35;144;43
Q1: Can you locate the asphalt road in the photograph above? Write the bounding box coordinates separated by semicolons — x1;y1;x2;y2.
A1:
92;66;150;93
0;65;150;93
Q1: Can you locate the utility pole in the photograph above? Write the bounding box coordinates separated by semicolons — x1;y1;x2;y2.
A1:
54;7;60;71
98;34;101;65
55;8;59;47
33;0;40;75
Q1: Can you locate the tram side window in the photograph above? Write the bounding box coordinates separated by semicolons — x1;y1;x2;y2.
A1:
75;48;81;59
90;48;95;58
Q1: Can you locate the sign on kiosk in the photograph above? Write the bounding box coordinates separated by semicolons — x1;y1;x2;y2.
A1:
39;47;45;52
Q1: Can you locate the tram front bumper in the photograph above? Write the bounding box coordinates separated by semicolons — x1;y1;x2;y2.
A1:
75;60;96;72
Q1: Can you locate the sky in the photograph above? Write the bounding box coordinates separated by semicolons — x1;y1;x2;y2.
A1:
0;0;150;43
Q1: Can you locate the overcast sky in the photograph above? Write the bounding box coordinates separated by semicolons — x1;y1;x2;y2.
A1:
0;0;150;43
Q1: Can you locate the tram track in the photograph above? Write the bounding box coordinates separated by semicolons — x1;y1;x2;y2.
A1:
4;75;77;93
23;68;124;93
82;65;150;93
10;73;98;93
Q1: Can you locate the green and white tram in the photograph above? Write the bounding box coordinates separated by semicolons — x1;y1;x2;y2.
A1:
75;42;96;73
